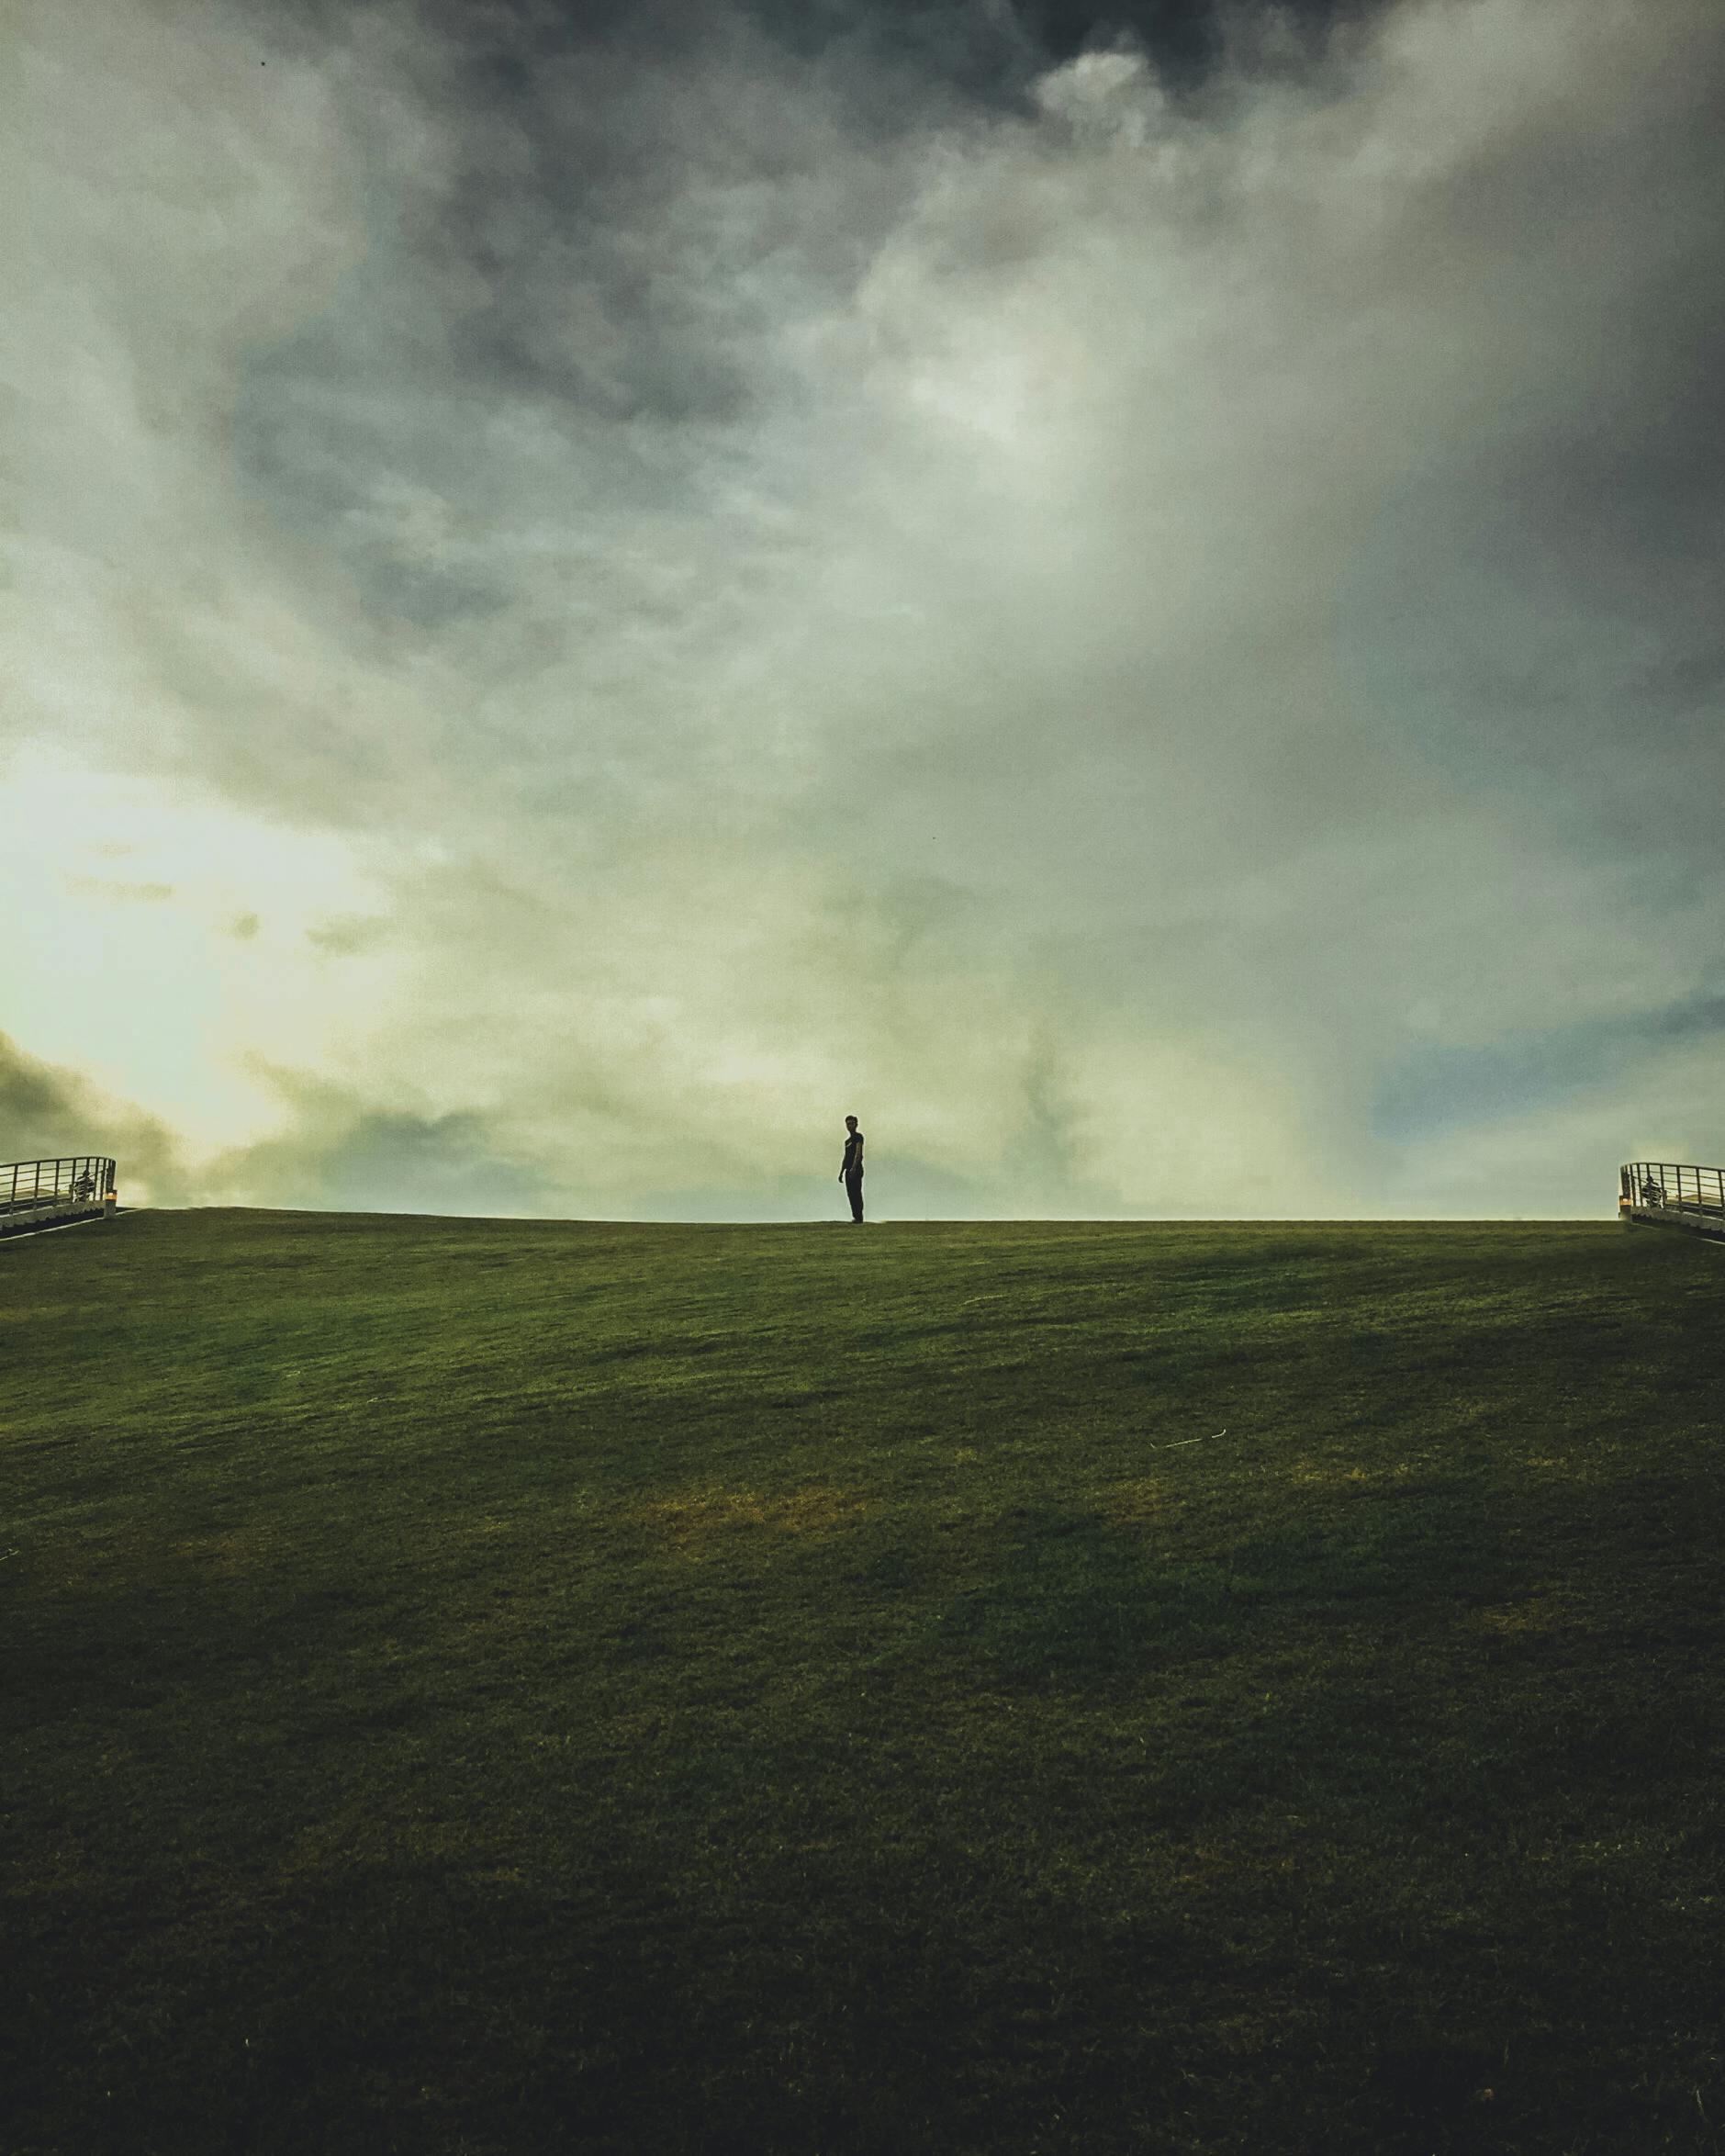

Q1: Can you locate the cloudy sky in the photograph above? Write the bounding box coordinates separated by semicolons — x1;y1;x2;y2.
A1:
5;0;1721;1218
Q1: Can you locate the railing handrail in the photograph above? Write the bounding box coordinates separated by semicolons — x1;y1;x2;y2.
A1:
0;1156;118;1168
0;1156;118;1213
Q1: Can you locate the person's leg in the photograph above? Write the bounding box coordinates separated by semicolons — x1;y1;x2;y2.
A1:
846;1173;864;1221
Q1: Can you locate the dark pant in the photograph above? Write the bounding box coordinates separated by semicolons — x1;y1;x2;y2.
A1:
845;1172;864;1221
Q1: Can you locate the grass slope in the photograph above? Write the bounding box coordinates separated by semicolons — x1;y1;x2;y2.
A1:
4;1209;1723;2155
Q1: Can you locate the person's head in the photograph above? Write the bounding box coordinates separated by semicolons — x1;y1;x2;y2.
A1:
845;1116;857;1130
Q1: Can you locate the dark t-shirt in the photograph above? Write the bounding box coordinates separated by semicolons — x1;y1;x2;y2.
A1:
843;1129;865;1176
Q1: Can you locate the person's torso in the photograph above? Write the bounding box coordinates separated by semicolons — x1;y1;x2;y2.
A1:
844;1129;864;1172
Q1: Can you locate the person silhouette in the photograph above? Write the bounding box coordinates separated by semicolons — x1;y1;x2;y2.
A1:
839;1115;865;1221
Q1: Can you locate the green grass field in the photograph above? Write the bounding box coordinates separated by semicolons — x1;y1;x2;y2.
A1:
5;1208;1723;2155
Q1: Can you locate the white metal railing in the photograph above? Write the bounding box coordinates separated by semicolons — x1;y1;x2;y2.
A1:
0;1156;117;1231
1619;1161;1725;1218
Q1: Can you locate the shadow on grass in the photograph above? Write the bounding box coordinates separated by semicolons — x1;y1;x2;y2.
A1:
919;1486;1509;1688
12;1843;1711;2156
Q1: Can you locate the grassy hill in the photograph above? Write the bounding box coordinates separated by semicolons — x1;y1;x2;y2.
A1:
5;1209;1722;2154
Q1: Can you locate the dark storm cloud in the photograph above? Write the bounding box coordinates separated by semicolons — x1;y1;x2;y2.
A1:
228;0;906;630
228;0;1394;632
256;0;1383;107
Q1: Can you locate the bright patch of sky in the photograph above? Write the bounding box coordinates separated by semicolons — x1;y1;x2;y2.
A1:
0;743;396;1157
